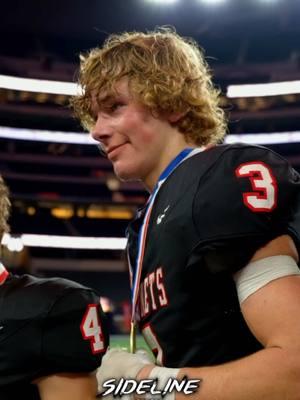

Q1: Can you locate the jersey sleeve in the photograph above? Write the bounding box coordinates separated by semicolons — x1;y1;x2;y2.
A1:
190;144;300;274
41;287;109;374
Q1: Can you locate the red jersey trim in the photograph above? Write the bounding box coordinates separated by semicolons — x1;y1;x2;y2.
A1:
0;264;9;285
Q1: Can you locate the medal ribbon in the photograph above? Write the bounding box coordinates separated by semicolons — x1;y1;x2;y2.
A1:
129;148;197;324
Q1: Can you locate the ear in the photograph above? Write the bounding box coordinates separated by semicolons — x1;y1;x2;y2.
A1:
167;111;187;123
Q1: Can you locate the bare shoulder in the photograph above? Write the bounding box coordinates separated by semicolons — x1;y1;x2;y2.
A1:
251;234;299;263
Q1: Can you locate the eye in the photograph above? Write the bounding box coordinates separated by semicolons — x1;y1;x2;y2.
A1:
89;105;98;123
91;113;97;123
108;102;125;113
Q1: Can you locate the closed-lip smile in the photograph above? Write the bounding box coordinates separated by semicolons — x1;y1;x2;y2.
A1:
107;143;126;157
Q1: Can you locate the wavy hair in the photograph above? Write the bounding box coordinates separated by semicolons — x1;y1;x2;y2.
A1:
0;176;10;240
72;27;226;146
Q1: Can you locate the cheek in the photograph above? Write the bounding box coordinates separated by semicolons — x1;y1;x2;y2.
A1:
140;130;156;145
134;124;160;149
126;112;159;145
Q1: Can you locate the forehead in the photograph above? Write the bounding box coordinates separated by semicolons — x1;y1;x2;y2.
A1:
93;79;131;103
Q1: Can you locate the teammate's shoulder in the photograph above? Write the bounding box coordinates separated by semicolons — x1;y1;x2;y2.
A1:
22;274;96;293
42;280;108;372
38;276;100;311
6;274;99;315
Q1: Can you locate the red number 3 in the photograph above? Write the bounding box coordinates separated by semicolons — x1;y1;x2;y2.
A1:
235;161;277;212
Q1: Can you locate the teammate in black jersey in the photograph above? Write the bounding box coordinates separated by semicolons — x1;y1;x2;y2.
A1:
73;28;300;399
0;176;109;400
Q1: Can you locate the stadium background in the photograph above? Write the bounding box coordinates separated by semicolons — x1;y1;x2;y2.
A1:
0;0;300;348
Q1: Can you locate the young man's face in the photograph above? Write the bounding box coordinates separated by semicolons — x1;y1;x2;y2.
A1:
90;79;177;187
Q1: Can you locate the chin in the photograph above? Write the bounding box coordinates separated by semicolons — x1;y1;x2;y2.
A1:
113;164;141;182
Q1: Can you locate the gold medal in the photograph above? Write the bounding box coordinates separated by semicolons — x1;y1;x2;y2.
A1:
130;321;137;353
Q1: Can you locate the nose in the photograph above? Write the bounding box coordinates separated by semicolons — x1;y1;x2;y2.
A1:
90;114;113;147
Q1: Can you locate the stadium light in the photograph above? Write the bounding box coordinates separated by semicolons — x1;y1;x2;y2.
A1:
2;233;127;250
0;126;97;145
6;237;24;252
1;126;300;146
1;73;299;99
225;132;300;145
258;0;279;3
0;74;81;96
198;0;227;4
144;0;178;3
227;80;300;98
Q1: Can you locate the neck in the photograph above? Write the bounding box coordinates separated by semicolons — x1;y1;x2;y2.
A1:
144;142;196;192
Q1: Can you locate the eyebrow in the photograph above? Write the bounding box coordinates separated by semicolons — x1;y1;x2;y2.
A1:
90;93;122;119
98;93;124;108
97;94;115;104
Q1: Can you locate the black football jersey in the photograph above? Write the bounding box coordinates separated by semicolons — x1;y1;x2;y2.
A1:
0;272;109;400
127;143;300;368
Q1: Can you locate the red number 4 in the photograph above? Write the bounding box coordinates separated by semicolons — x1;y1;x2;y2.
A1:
80;304;105;354
235;161;277;212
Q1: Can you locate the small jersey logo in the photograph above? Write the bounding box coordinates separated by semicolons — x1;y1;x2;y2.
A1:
157;205;170;225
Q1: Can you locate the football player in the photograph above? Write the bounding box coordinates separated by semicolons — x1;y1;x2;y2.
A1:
0;176;109;400
73;28;300;399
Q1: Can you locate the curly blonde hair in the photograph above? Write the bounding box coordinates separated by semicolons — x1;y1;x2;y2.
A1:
0;176;10;240
72;27;226;146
